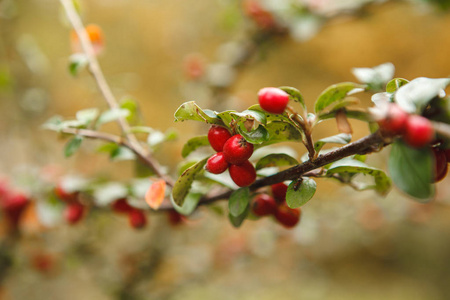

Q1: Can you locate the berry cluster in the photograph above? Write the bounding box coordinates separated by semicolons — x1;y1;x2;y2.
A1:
0;179;30;231
378;103;449;182
206;126;257;187
54;184;86;225
111;198;148;229
251;182;301;228
377;103;435;148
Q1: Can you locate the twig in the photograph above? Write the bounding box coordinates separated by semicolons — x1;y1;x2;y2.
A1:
59;0;173;186
158;131;388;210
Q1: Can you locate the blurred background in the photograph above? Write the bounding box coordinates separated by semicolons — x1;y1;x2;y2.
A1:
1;0;450;299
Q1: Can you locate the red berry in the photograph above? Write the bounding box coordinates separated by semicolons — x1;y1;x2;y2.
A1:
54;184;78;203
432;147;448;182
403;115;434;148
128;209;147;229
252;194;277;216
112;198;133;214
208;125;232;152
223;135;254;165
167;210;184;226
206;152;230;174
1;192;29;226
229;160;256;187
377;103;408;135
258;87;290;114
271;182;288;204
275;205;301;228
64;202;84;225
242;0;276;29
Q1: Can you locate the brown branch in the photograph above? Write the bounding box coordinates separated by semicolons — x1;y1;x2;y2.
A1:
158;131;388;210
59;0;173;186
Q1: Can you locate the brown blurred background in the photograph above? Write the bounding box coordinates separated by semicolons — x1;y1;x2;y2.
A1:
1;0;450;299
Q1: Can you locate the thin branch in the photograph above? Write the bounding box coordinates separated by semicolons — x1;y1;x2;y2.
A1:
158;131;388;210
59;0;173;186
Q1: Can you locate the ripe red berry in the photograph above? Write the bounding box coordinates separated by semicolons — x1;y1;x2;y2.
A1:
275;205;301;228
167;210;184;226
432;147;448;182
112;198;133;214
208;125;232;152
1;192;29;226
128;209;147;229
54;184;78;203
64;202;85;225
271;182;288;204
377;103;408;135
258;87;290;114
206;152;230;174
403;115;434;148
229;160;257;187
223;135;254;165
252;194;277;217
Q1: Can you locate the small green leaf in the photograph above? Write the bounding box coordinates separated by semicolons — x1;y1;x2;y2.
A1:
229;187;250;217
110;146;136;161
170;193;202;216
174;101;223;125
172;158;208;206
262;121;303;146
314;133;352;153
314;82;365;114
120;97;140;124
96;108;130;126
231;109;267;126
395;77;450;113
388;140;434;201
255;153;299;170
42;115;64;131
327;158;392;196
64;135;83;157
352;63;395;90
181;136;210;158
279;86;306;110
237;124;269;144
68;53;88;76
386;78;409;93
286;178;316;208
76;108;99;125
228;203;250;228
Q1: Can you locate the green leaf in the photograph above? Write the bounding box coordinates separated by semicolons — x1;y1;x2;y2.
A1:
76;108;99;125
228;203;250;228
97;143;136;161
286;178;316;208
314;133;352;153
181;136;210;158
64;135;83;157
42;115;64;131
247;104;295;124
352;63;395;89
279;86;305;110
229;187;250;217
386;78;409;93
171;158;208;206
314;82;365;114
395;77;450;113
96;108;130;126
231;109;267;127
120;97;140;124
388;140;434;201
327;158;392;196
237;124;269;144
255;153;299;170
68;53;88;76
316;109;372;123
262;121;303;146
170;193;202;216
174;101;223;125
